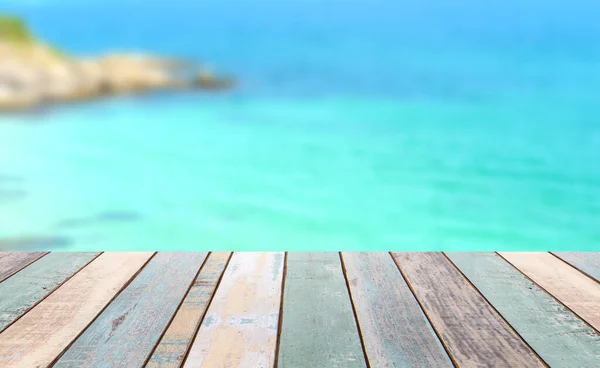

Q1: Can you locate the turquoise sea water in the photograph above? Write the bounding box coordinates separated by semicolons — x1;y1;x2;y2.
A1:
1;1;599;251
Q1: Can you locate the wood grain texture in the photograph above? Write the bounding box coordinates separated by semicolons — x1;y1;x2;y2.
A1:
0;252;154;368
448;252;600;368
342;252;452;368
0;252;100;332
392;252;545;368
0;252;47;282
552;252;600;282
146;252;231;368
499;252;600;331
54;252;208;368
277;253;366;368
183;252;284;368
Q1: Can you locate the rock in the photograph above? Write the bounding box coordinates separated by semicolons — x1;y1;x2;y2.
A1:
0;15;235;112
193;70;235;90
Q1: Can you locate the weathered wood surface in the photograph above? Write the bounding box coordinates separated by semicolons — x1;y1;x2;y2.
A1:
500;252;600;331
0;252;100;332
183;252;284;368
54;252;208;368
448;252;600;367
278;253;366;368
392;252;545;368
0;252;47;282
342;252;452;368
146;252;231;368
0;252;154;368
552;252;600;282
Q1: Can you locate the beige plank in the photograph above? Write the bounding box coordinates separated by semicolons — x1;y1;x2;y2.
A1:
0;252;154;368
183;252;285;368
499;252;600;330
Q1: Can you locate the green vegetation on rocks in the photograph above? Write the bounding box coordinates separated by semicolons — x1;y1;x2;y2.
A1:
0;15;234;112
0;15;33;43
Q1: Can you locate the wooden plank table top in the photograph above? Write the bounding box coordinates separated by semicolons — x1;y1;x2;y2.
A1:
0;252;154;368
54;252;208;368
0;251;599;368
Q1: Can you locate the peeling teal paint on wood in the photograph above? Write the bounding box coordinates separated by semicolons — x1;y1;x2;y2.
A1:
146;252;230;368
447;252;600;367
0;252;100;331
552;252;600;282
54;252;208;368
0;252;47;282
342;252;452;367
278;252;366;368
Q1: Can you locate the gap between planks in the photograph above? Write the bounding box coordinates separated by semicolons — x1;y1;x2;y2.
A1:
339;252;372;368
273;252;288;368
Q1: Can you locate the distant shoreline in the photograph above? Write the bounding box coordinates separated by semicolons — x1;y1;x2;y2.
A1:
0;15;234;113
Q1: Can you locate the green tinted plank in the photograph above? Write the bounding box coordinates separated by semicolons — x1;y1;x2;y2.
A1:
552;252;600;282
146;252;231;368
499;252;600;331
392;252;545;368
0;252;47;282
54;252;208;368
342;253;452;367
448;252;600;367
277;252;366;368
0;252;100;332
184;252;285;368
0;252;154;368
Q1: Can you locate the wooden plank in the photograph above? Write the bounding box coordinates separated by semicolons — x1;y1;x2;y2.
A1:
552;252;600;282
0;252;154;368
499;252;600;331
342;252;452;367
277;253;366;368
448;252;600;368
0;252;101;332
391;252;545;368
146;252;231;368
0;252;47;282
54;252;208;368
183;252;284;368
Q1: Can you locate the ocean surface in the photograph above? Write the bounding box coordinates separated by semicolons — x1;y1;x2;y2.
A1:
0;0;599;251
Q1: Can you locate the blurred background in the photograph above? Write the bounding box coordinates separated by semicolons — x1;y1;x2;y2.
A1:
0;0;599;251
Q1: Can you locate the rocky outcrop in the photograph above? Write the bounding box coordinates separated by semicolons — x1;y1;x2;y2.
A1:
0;16;234;112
